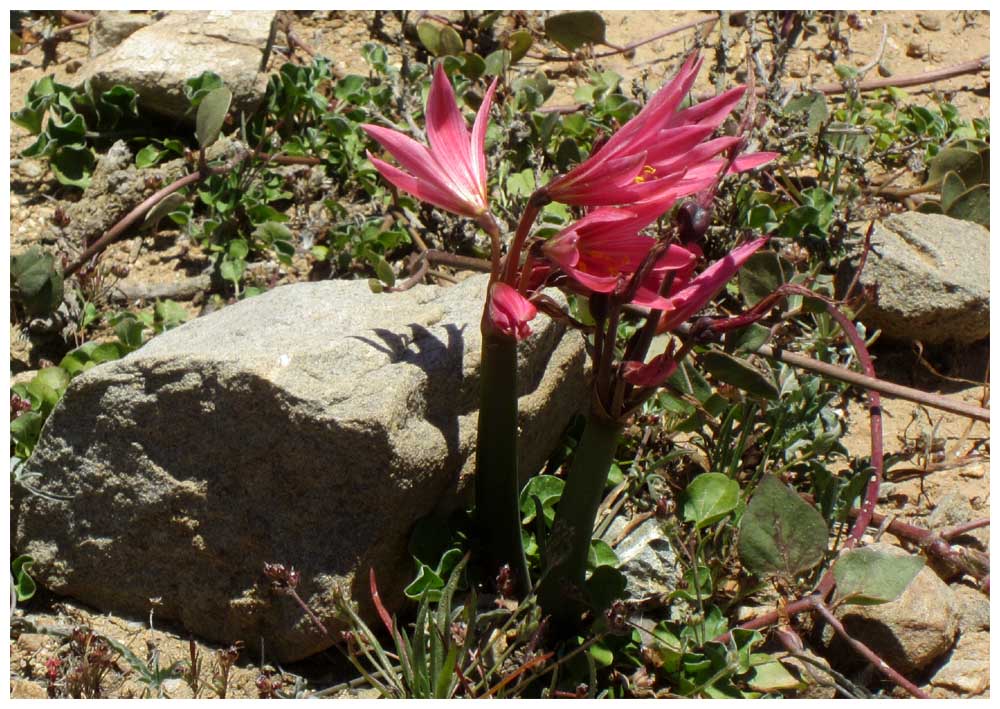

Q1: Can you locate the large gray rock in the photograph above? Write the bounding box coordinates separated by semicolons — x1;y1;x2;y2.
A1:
88;11;156;58
75;11;276;122
14;275;588;662
832;543;959;674
837;213;989;344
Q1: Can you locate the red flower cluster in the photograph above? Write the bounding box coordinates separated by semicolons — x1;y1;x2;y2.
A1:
364;55;774;352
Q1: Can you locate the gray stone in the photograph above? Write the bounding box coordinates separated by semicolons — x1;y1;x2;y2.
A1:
75;11;276;122
603;517;680;599
833;543;959;673
838;213;989;344
88;11;156;58
13;275;589;662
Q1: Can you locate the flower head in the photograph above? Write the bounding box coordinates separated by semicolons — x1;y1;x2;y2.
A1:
488;282;538;340
541;207;695;301
363;64;498;223
541;54;776;208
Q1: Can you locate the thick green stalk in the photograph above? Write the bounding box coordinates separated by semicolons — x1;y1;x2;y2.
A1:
475;329;530;596
538;412;623;630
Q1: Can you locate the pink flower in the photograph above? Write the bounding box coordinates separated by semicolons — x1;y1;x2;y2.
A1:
488;282;538;340
541;54;776;208
541;207;696;299
657;237;769;333
363;64;499;222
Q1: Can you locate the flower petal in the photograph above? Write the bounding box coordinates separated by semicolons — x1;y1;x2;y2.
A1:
488;282;538;340
426;63;479;205
367;152;479;217
470;77;499;198
623;350;678;387
658;237;769;332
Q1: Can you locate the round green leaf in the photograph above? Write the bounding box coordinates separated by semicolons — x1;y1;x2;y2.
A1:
945;184;989;227
832;547;925;606
195;86;232;149
507;29;533;62
416;21;442;56
738;251;788;306
439;25;463;56
682;472;740;529
939;171;967;213
927;147;982;186
484;49;511;76
738;475;828;580
459;52;486;80
545;11;607;51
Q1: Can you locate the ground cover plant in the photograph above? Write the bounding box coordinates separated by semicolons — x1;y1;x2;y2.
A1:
10;10;990;698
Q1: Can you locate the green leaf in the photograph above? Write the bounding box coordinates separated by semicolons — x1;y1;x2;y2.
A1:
484;49;511;76
373;255;395;287
585;565;626;612
11;246;64;316
439;25;463;56
747;654;805;692
832;547;924;605
115;317;146;351
738;251;788;306
738;475;828;580
682;473;740;529
51;145;95;188
945;184;989;227
519;474;564;523
144;193;187;231
588;641;615;667
459;52;486;80
725;323;771;354
939;171;967;212
195;86;232;149
587;539;619;569
927;147;983;186
417;21;442;56
783;91;828;135
507;29;533;63
545;11;607;51
11;555;36;603
700;350;779;400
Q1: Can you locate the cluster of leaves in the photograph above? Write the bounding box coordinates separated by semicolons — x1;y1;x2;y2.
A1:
11;76;142;187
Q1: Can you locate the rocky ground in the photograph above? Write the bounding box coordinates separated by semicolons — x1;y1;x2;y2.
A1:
9;10;990;698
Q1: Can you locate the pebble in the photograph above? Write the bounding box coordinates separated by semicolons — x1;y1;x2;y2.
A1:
17;160;45;179
919;14;942;31
906;41;926;58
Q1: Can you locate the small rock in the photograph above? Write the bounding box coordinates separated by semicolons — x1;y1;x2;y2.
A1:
918;14;942;31
906;41;926;58
928;630;989;696
10;679;48;699
836;213;990;344
16;160;45;180
14;632;51;654
64;59;83;74
603;517;680;599
832;543;958;674
787;58;809;79
877;61;893;78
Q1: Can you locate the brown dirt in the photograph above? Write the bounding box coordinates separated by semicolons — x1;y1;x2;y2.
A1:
9;10;990;699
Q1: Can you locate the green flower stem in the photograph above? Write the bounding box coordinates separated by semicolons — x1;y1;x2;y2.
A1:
538;411;623;630
475;329;530;596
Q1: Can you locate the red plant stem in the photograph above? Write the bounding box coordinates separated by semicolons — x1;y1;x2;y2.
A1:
814;303;883;597
941;518;990;541
810;599;930;698
501;198;543;285
64;169;208;278
63;152;321;279
667;319;990;422
799;492;989;581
